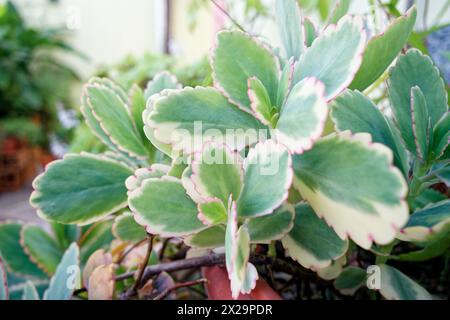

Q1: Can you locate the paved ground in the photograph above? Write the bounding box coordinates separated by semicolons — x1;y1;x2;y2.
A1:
0;185;46;226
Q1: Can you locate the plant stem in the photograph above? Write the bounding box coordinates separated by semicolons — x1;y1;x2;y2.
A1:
116;238;148;265
210;0;246;32
132;234;154;292
153;279;208;300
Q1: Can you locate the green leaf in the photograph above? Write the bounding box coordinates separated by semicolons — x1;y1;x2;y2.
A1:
191;143;243;205
112;212;147;243
129;84;152;157
31;153;133;225
144;71;181;101
212;30;279;109
303;18;317;47
22;281;39;300
275;0;305;61
84;81;148;159
431;112;450;160
274;78;328;153
399;200;450;243
331;89;409;176
44;243;80;300
292;132;409;249
125;164;170;191
246;204;294;243
184;225;226;249
328;0;351;25
0;257;8;300
349;7;417;91
334;266;366;296
79;221;114;265
145;87;265;155
237;140;293;218
0;222;46;279
225;201;258;299
396;224;450;262
436;164;450;186
81;97;141;168
378;264;432;300
197;199;228;226
388;49;448;153
88;77;128;104
412;188;447;211
51;223;79;251
410;87;431;160
293;16;365;100
276;59;295;107
129;176;207;237
21;225;63;275
248;76;273;126
282;203;347;270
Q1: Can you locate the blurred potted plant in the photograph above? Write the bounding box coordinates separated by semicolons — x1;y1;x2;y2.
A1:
0;1;82;190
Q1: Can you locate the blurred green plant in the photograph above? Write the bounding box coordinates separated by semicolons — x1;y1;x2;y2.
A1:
0;1;83;147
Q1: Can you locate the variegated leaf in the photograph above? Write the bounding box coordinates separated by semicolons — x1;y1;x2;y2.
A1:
184;225;226;249
248;76;274;127
197;199;228;226
125;164;170;191
274;78;328;153
378;264;432;300
212;30;279;109
225;201;258;299
246;204;294;243
431;112;450;160
84;80;148;159
334;266;367;296
388;49;448;154
293;132;409;249
237;140;292;218
282;203;347;270
145;87;265;155
410;86;431;160
21;225;63;275
129;176;206;237
112;212;147;242
293;15;366;100
399;200;450;243
31;153;133;225
144;71;181;101
349;7;417;91
331;89;409;176
0;222;46;279
191;143;243;205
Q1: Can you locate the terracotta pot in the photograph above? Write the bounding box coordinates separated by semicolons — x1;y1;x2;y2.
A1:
202;266;282;300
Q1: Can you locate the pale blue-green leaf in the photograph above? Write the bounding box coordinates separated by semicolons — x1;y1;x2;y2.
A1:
44;243;80;300
275;0;305;60
22;281;39;300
